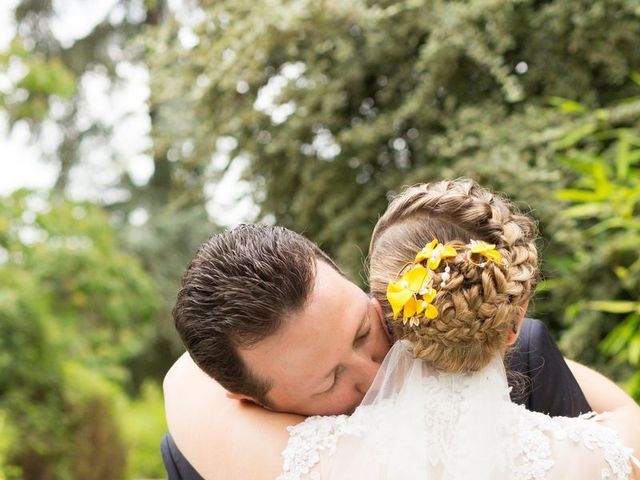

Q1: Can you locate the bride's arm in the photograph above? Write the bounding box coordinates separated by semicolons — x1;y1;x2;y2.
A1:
565;358;639;413
600;404;640;479
163;352;304;480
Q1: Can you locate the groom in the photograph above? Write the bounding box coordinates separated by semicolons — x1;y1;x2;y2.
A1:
164;224;593;478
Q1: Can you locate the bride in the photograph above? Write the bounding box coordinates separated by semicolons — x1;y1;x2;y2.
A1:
278;180;640;480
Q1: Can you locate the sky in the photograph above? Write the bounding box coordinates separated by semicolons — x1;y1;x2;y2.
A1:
0;0;56;194
0;0;258;226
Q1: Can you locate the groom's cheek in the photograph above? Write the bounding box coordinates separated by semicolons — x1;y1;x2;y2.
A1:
324;392;361;416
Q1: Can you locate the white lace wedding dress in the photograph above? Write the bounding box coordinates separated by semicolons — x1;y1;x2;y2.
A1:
277;341;638;480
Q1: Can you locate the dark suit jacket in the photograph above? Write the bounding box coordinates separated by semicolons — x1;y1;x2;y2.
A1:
161;317;591;480
161;432;204;480
508;318;591;416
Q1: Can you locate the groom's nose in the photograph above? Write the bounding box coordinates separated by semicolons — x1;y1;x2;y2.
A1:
353;354;380;395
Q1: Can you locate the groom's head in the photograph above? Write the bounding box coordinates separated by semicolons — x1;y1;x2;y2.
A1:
173;224;391;415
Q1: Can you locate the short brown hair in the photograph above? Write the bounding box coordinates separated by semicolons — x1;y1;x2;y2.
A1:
173;224;338;406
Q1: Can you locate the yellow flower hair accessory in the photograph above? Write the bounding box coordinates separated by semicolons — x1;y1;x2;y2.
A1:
386;265;438;327
385;238;506;328
414;239;458;270
468;240;503;265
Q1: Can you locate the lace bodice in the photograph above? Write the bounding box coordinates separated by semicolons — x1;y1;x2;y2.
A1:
277;342;637;480
278;407;636;480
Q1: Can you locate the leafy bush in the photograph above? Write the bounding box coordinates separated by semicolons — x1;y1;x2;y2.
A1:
0;411;20;480
0;191;162;479
541;95;640;399
121;381;167;479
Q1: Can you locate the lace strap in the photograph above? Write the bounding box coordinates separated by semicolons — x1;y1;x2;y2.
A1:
277;415;348;480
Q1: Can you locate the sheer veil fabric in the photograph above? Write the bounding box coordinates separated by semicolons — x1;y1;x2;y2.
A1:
327;340;515;480
279;341;638;480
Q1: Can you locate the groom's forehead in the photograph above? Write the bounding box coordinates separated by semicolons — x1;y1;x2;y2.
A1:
240;262;366;383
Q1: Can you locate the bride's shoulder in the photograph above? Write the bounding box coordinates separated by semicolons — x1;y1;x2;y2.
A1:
517;406;629;447
512;406;636;480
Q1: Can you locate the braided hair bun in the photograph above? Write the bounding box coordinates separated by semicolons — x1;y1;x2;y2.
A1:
369;179;539;373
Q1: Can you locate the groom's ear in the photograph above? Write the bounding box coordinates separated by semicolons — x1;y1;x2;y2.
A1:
225;391;260;405
371;297;393;343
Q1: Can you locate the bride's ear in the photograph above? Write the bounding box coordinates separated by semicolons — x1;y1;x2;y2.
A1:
506;298;530;346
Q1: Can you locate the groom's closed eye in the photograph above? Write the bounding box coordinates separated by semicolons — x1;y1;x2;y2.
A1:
354;324;371;348
324;366;344;393
322;316;372;394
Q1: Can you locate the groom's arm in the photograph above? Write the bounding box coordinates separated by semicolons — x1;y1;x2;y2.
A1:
508;317;639;417
507;318;591;416
564;358;639;412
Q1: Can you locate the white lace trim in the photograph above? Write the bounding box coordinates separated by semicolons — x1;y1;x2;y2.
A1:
277;415;349;480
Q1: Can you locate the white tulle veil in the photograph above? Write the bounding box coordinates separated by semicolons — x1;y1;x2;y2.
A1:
326;340;518;480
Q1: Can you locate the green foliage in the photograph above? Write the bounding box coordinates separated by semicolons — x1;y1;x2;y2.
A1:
3;0;167;196
0;203;70;478
146;0;640;279
70;397;127;480
0;191;161;479
0;39;76;122
544;101;640;399
4;192;159;382
121;381;168;479
0;412;21;480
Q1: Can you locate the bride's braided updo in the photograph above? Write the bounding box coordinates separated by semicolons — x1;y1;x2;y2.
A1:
369;179;539;373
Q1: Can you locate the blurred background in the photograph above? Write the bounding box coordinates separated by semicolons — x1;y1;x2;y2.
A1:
1;0;639;478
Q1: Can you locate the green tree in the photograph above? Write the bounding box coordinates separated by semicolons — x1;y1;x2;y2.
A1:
121;204;221;380
2;0;220;390
1;0;167;196
0;411;17;480
146;0;640;280
0;190;160;479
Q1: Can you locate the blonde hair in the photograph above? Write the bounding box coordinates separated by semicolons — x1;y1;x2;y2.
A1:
369;179;539;373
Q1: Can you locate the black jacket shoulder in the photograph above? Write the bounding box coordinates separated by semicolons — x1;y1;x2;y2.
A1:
507;318;591;417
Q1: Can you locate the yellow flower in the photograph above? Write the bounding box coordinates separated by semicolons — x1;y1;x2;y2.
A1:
468;240;502;264
386;265;428;320
386;266;439;326
385;238;507;328
415;239;458;270
416;288;438;320
402;296;418;320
